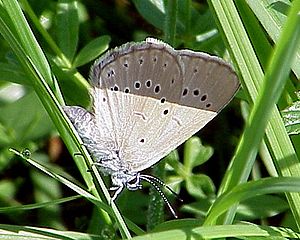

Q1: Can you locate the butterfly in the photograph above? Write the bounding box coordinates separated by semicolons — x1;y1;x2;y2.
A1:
63;38;239;217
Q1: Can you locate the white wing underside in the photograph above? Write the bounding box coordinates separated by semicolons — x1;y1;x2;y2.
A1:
93;89;217;172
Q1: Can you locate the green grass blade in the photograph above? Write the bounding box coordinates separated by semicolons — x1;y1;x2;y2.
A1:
0;0;133;237
246;0;300;78
0;224;104;239
205;177;300;225
2;0;53;88
133;223;300;239
206;0;300;226
20;0;89;90
0;195;81;213
9;148;112;214
9;148;144;236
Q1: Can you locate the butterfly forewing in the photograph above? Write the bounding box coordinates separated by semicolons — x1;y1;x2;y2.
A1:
178;50;239;112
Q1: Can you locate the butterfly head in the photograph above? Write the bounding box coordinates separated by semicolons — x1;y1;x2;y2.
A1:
109;170;179;218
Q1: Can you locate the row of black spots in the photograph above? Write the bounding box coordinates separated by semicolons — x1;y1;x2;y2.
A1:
107;81;159;94
146;77;176;89
182;87;207;100
136;55;154;67
108;83;169;100
133;79;160;93
107;79;163;95
113;54;175;89
181;87;211;108
110;85;120;91
123;55;170;69
108;84;131;93
140;55;171;69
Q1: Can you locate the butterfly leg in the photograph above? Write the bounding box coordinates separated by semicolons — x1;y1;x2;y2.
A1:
110;185;124;202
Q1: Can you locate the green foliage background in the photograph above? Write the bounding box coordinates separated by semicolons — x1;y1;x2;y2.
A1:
0;0;300;239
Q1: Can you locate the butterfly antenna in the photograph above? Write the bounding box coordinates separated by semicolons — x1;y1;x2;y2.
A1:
140;174;183;202
139;175;178;218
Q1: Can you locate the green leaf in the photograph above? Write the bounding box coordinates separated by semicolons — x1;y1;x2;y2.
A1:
183;136;213;171
55;0;79;62
0;62;29;85
186;174;216;199
181;199;212;218
132;0;165;30
0;91;54;144
73;35;111;67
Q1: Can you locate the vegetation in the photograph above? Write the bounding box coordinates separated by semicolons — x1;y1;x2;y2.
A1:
0;0;300;239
